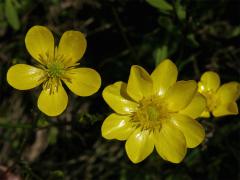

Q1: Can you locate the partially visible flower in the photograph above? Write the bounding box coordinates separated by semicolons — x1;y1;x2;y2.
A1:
101;59;206;164
7;25;101;116
198;71;240;117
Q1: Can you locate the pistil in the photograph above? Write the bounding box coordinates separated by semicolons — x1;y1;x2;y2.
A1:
131;96;170;132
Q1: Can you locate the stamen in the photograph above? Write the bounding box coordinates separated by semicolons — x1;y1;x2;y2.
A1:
36;48;80;94
131;96;170;132
43;78;61;95
46;62;64;78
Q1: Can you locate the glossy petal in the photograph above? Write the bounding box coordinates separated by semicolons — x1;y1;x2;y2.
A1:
151;59;178;96
213;102;238;117
154;122;187;163
58;31;87;66
38;83;68;116
101;113;134;140
171;114;205;148
180;93;206;119
216;82;240;104
212;82;240;117
125;129;154;163
165;80;197;111
198;71;220;93
102;82;138;115
7;64;45;90
25;26;54;64
200;110;210;118
127;65;153;102
63;68;101;96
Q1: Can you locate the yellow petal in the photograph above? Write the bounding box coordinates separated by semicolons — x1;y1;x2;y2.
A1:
38;83;68;116
180;93;206;119
154;122;186;163
200;110;211;118
7;64;45;90
165;80;197;111
127;65;153;102
170;114;205;148
101;113;134;140
151;59;178;96
25;26;54;64
103;82;138;114
58;30;87;66
216;82;240;104
213;102;238;117
125;129;154;163
212;82;240;117
63;68;101;96
198;71;220;93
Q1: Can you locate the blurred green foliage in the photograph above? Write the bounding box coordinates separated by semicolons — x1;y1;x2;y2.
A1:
0;0;239;179
5;0;21;30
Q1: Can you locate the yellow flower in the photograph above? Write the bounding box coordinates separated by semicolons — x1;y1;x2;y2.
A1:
7;25;101;116
198;71;240;117
101;59;206;164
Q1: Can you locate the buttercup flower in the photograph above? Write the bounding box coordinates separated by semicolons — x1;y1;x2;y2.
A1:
101;59;206;164
7;25;101;116
198;71;240;117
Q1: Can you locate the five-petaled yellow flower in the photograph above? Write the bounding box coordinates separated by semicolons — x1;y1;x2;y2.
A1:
7;25;101;116
198;71;240;117
101;59;206;164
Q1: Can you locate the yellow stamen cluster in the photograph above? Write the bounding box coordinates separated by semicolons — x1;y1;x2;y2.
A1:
37;52;75;94
47;61;64;78
131;96;170;132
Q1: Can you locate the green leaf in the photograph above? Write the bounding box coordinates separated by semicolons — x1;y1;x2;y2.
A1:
158;16;174;32
175;0;186;21
37;118;50;128
184;149;201;167
154;45;168;66
146;0;173;11
48;127;58;145
4;0;20;30
48;170;65;180
187;33;199;47
0;117;32;129
230;27;240;38
0;3;5;20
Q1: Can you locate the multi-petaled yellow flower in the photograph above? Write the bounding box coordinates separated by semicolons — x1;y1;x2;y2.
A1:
101;59;206;164
198;71;240;117
7;25;101;116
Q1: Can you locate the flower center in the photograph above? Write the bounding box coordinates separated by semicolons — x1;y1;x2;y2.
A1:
146;105;160;122
37;51;69;94
47;62;64;78
131;96;170;131
41;61;66;94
